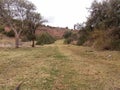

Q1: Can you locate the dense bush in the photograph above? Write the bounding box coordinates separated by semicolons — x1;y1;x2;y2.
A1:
0;26;15;37
3;30;15;37
63;31;79;44
77;30;88;45
21;36;29;42
110;39;120;50
108;28;120;50
27;34;36;41
77;36;87;45
63;31;72;39
36;32;55;45
63;30;89;45
0;26;4;33
86;0;120;30
64;38;72;44
83;0;120;50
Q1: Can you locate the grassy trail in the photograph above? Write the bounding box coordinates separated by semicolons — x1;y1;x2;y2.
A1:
0;40;120;90
56;40;120;90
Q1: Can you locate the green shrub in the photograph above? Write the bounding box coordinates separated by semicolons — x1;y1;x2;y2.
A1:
110;39;120;50
0;26;4;33
36;32;55;45
77;30;89;45
63;31;72;39
21;33;36;42
63;31;79;45
3;30;15;37
77;36;87;45
64;38;72;44
26;33;36;41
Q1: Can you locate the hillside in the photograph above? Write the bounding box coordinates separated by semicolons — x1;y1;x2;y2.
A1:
35;25;77;39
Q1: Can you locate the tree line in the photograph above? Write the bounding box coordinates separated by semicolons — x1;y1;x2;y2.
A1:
0;0;46;48
64;0;120;50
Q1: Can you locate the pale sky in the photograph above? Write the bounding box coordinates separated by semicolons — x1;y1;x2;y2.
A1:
29;0;101;29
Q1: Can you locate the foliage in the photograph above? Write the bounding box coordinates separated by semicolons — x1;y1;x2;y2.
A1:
0;26;4;33
0;0;37;48
63;31;79;44
110;39;120;50
108;28;120;50
21;36;29;42
63;31;72;39
83;0;120;50
21;33;36;42
77;30;89;45
64;38;72;44
86;0;120;30
36;32;55;45
77;36;87;46
74;23;85;30
3;30;15;37
63;30;89;45
24;11;47;47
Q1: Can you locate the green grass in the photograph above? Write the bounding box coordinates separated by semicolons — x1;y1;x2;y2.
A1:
0;40;120;90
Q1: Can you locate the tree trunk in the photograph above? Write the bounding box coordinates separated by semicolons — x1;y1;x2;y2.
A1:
15;35;20;48
32;39;35;47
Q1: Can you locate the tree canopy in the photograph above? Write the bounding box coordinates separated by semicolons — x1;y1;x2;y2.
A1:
86;0;120;30
0;0;45;48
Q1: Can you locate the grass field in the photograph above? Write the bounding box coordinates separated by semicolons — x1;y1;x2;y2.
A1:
0;40;120;90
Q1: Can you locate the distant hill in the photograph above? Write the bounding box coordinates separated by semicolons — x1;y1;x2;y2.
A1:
35;25;78;39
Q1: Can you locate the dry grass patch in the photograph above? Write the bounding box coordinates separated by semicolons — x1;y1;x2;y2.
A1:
57;40;120;90
0;40;120;90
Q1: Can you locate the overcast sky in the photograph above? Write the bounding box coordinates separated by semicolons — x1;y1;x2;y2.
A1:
29;0;101;29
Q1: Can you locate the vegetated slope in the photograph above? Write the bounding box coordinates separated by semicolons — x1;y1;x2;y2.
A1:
35;25;77;39
0;40;120;90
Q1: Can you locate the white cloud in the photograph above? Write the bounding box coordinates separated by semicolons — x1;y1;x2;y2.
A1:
29;0;101;29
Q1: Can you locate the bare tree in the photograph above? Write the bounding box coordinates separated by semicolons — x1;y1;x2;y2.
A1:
74;23;85;30
0;0;36;48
